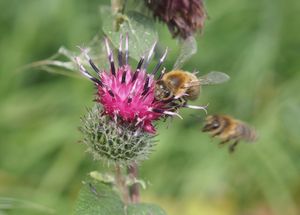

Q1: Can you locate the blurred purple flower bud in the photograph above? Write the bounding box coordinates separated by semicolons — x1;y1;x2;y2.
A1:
145;0;207;38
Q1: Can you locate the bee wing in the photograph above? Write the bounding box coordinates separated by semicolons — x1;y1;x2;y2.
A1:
173;36;197;69
199;71;230;85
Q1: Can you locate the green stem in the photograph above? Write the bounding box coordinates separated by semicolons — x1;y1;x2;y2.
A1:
115;164;129;204
128;163;140;203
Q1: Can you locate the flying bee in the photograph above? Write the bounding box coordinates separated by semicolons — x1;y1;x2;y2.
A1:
202;115;257;153
154;36;230;102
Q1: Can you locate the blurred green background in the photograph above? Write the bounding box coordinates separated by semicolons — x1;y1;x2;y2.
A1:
1;0;300;214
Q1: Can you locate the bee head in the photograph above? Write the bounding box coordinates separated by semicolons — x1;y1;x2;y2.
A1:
202;115;221;132
155;80;173;100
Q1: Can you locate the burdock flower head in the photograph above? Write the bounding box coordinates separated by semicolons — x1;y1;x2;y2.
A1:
145;0;207;38
75;34;206;165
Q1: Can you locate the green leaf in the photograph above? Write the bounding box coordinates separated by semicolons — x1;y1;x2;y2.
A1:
23;36;107;77
74;181;125;215
127;203;167;215
101;9;158;61
74;180;167;215
89;171;115;184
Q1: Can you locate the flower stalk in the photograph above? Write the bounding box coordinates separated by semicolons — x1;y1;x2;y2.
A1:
128;163;140;203
115;164;130;204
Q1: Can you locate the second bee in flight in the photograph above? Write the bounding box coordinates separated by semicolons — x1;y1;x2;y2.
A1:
202;115;257;153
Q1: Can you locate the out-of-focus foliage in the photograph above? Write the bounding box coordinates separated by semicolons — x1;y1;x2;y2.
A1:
74;181;124;215
0;0;300;215
101;7;158;61
75;180;166;215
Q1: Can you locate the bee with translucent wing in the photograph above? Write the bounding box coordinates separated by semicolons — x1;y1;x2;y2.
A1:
202;115;257;153
154;36;230;106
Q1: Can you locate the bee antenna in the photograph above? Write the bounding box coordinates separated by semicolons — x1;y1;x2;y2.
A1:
150;108;183;119
164;111;183;119
174;93;188;99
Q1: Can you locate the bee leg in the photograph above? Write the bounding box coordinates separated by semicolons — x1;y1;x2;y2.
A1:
212;131;221;138
174;92;187;100
218;139;229;148
150;108;183;119
229;141;239;153
183;104;208;114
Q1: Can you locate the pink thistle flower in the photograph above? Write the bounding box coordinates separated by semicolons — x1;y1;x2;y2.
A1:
75;34;203;134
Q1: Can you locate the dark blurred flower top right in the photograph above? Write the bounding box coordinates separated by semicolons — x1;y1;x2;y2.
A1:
145;0;207;39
